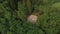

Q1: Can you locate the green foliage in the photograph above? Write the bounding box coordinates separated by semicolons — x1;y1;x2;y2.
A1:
18;2;26;20
52;2;60;10
0;0;60;34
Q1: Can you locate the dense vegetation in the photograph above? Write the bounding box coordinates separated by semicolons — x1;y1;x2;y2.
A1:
0;0;60;34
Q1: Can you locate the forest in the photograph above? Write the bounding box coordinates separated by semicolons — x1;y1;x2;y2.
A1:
0;0;60;34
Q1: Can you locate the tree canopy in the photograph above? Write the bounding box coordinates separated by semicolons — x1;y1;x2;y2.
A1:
0;0;60;34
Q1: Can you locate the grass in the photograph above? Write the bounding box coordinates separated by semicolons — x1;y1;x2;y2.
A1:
0;0;60;34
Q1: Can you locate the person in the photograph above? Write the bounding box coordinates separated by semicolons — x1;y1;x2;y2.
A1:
27;10;40;23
